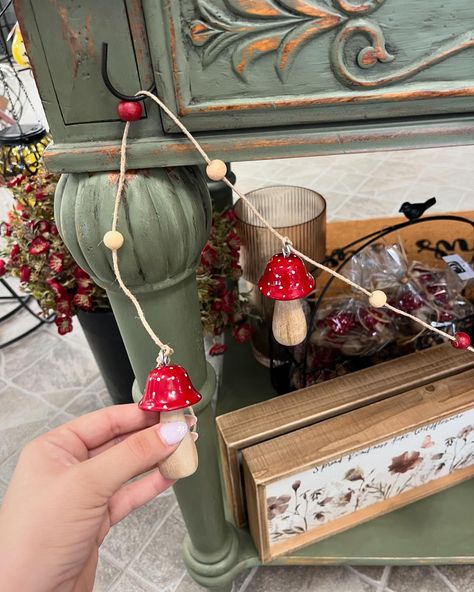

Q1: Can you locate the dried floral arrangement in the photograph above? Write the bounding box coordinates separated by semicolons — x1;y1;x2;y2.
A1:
0;167;109;335
197;207;252;355
0;169;109;334
0;167;250;347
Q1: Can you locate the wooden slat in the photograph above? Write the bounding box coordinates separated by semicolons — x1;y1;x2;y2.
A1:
217;344;474;525
244;368;474;480
265;466;474;562
243;368;474;561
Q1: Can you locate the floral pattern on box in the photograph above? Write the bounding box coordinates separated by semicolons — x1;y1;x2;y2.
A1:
266;409;474;544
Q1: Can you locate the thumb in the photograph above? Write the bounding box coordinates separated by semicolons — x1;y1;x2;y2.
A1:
80;420;189;495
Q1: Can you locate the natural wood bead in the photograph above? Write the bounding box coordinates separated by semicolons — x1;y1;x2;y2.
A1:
272;299;307;346
159;409;198;479
103;230;124;250
369;290;387;308
206;159;227;181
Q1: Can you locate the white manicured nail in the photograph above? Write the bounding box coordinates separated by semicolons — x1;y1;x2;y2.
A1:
159;422;189;445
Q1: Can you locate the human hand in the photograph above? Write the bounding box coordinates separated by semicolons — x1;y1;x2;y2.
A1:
0;404;196;592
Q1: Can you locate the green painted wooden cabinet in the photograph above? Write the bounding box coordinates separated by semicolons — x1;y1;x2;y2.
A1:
16;0;474;171
15;1;474;590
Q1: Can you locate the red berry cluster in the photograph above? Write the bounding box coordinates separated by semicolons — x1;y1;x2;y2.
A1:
197;207;251;354
312;298;394;357
0;168;108;334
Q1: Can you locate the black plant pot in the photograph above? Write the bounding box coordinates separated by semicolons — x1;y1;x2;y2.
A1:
77;309;135;405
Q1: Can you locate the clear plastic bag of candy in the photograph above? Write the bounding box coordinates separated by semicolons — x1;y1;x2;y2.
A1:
292;241;473;388
344;242;473;344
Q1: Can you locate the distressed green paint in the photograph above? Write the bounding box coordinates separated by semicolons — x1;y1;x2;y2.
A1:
44;114;474;172
15;0;474;588
155;0;474;133
54;167;245;589
15;0;159;143
207;163;235;212
15;0;474;170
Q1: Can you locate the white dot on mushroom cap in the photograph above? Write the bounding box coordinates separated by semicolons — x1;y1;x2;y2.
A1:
186;400;189;404
188;385;192;389
267;291;270;296
156;377;160;381
296;283;299;287
163;404;168;409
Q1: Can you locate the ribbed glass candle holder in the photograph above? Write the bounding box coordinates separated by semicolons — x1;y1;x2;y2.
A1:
235;185;326;368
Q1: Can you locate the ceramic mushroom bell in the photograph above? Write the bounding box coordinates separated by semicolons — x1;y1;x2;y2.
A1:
258;252;315;346
138;364;201;479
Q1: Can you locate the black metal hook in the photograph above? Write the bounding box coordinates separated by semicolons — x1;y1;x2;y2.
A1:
101;42;155;102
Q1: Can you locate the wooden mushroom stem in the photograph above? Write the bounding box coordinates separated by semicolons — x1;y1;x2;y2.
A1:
158;409;198;480
272;299;307;346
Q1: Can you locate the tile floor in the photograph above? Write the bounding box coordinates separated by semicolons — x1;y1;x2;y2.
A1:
1;147;473;591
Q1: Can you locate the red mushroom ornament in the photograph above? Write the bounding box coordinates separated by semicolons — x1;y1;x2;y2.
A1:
138;362;201;479
258;251;315;346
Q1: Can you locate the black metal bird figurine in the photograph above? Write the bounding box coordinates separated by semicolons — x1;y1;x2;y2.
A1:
399;197;436;221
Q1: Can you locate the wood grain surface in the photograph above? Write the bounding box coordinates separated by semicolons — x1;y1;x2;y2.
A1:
242;370;474;561
217;344;474;525
242;368;474;560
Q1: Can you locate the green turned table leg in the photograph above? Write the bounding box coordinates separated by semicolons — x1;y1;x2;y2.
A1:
54;165;250;590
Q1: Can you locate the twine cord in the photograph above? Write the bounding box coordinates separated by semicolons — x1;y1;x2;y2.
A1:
110;119;173;360
109;91;474;354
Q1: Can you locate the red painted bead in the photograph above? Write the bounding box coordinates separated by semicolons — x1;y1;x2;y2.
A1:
117;101;142;122
258;252;314;301
138;364;202;412
451;332;471;350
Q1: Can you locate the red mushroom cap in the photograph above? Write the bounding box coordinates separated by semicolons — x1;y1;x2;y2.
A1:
138;364;202;412
258;252;315;301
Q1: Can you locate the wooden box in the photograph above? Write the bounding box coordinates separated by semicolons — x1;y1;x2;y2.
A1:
242;368;474;562
217;345;474;528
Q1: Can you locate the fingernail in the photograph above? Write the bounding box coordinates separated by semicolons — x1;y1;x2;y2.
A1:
159;422;189;445
186;415;197;428
191;431;199;442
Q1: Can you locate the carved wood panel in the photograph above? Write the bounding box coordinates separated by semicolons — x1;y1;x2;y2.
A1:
151;0;474;132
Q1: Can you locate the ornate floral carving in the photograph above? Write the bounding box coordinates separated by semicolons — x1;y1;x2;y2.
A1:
333;0;385;15
188;0;474;90
189;0;347;82
331;21;474;88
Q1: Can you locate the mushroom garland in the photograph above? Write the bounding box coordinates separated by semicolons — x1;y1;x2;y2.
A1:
101;100;203;481
258;251;315;346
104;99;473;483
138;361;201;479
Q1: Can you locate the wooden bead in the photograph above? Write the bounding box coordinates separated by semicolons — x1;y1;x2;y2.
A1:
103;230;124;250
206;159;227;181
117;101;142;122
368;290;387;308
